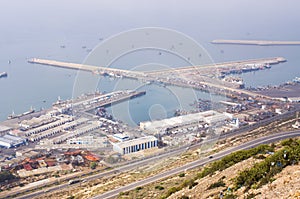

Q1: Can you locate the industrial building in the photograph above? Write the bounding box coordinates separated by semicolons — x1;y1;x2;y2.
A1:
112;136;158;155
24;115;74;136
112;133;129;142
51;121;101;144
67;136;108;147
0;134;27;148
0;125;12;135
140;110;231;134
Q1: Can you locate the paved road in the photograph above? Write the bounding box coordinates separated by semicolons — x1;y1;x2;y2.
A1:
91;130;300;199
12;143;191;199
12;128;300;199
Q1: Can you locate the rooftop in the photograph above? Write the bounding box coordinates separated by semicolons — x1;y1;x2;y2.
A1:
114;136;157;148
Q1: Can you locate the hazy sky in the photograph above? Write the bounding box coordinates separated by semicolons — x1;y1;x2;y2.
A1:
1;0;300;42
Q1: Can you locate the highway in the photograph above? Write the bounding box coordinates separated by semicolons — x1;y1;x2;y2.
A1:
11;142;195;199
11;130;300;199
9;104;298;199
91;130;300;199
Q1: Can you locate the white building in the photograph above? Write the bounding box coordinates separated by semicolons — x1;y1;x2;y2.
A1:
140;110;230;134
67;136;108;147
112;133;129;142
0;134;27;148
112;136;158;155
0;125;12;135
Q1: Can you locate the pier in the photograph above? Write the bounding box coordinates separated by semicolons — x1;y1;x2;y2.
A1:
211;39;300;46
144;57;286;75
75;90;146;113
28;57;285;77
28;57;286;100
28;58;145;78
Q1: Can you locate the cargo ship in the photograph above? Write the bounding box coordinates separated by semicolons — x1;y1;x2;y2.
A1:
7;107;35;120
0;72;7;78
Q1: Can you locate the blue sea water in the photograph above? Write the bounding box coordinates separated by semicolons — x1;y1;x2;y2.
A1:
0;0;300;124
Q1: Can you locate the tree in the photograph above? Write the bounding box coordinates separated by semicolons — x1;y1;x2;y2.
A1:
0;171;17;183
90;162;97;170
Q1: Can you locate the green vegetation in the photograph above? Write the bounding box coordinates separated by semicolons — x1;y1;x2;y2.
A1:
234;138;300;190
223;194;237;199
197;144;274;179
188;181;198;189
160;144;274;198
246;193;260;199
155;185;165;190
90;162;97;170
207;180;226;190
135;186;143;191
178;173;185;177
179;196;189;199
119;191;129;196
0;171;18;183
165;187;181;198
254;154;266;159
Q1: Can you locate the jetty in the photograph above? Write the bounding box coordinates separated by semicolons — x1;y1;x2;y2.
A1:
28;57;287;100
211;39;300;46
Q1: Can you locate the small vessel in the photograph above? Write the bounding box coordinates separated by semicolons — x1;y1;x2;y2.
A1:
0;72;7;78
7;107;35;120
7;111;16;120
264;64;271;69
293;77;300;83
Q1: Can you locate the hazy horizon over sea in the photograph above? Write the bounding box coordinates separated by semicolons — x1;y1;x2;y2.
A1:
0;0;300;124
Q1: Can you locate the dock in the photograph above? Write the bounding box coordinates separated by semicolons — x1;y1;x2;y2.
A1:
52;90;146;114
211;39;300;46
144;57;286;75
28;57;285;76
79;90;146;113
28;57;286;100
28;58;144;78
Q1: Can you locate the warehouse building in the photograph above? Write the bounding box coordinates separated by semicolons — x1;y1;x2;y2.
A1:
112;133;129;142
25;115;74;136
51;121;101;144
112;136;158;155
140;110;231;134
0;134;27;148
0;125;12;135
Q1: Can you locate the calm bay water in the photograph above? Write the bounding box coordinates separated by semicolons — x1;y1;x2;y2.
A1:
0;0;300;124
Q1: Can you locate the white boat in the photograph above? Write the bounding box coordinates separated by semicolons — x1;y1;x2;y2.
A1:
0;72;7;78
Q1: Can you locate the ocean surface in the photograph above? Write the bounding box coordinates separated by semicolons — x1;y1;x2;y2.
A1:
0;0;300;125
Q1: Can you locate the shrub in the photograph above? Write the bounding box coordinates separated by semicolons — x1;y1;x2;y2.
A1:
234;141;300;190
180;196;189;199
188;182;198;189
90;162;97;170
165;187;180;197
155;185;164;190
207;180;226;190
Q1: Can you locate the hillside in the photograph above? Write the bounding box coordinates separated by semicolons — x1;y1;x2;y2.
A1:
118;138;300;199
